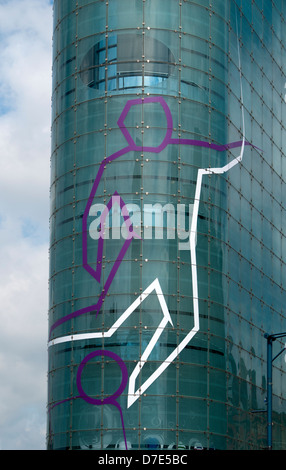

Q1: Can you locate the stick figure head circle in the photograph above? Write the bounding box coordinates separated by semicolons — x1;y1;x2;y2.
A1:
76;350;128;406
117;96;173;153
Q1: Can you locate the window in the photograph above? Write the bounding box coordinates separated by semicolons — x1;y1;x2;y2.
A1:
80;34;175;91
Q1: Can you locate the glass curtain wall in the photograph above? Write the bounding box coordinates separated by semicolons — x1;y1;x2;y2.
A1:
47;0;286;450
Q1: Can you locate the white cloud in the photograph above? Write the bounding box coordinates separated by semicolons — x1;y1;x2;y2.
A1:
0;0;53;449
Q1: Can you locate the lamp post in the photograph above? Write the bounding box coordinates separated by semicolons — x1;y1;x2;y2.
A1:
264;332;286;450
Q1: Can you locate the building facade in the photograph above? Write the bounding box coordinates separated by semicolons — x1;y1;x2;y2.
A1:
47;0;286;450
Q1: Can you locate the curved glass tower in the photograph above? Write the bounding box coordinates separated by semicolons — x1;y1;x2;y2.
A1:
47;0;286;450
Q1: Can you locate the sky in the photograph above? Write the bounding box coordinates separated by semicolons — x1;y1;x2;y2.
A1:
0;0;53;449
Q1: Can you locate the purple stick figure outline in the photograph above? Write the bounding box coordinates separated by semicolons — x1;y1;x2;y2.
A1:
48;95;258;451
49;95;253;341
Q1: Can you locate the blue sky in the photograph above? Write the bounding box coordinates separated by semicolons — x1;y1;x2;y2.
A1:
0;0;53;449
